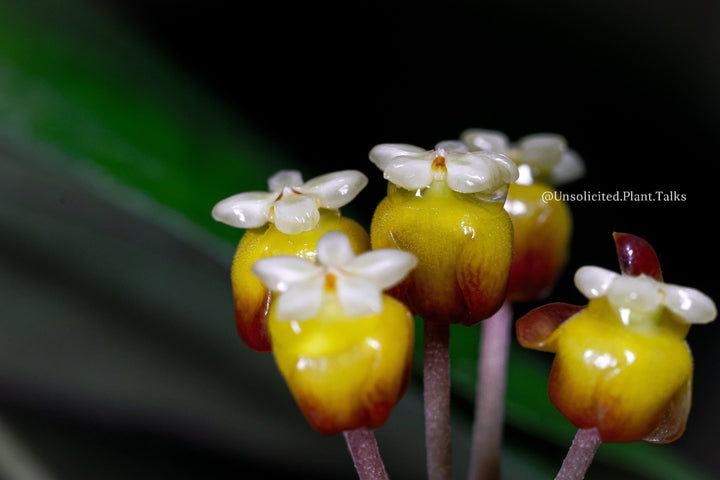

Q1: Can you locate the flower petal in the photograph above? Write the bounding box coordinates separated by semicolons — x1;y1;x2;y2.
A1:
515;303;586;351
211;191;278;228
664;284;717;324
343;248;417;290
384;155;434;190
644;378;692;444
275;275;325;321
550;149;585;185
273;193;321;234
460;128;510;153
316;231;356;267
607;275;661;313
268;169;303;192
445;151;518;194
517;134;566;170
335;275;383;317
251;255;321;292
368;143;427;171
613;232;663;281
295;170;368;209
574;266;618;299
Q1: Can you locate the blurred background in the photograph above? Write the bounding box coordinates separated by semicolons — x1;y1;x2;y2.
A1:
1;0;718;478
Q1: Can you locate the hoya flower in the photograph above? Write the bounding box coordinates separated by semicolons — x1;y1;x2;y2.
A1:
369;143;518;325
516;233;716;443
252;231;417;435
461;129;584;302
212;169;370;352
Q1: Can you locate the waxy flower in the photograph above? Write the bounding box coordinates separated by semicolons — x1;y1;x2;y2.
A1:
369;143;518;325
212;170;370;351
252;231;417;435
516;233;716;443
461;129;583;302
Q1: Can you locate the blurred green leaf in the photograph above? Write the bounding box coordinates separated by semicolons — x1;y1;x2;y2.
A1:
0;0;712;479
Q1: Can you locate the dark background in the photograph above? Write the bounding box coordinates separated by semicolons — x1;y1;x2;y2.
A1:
100;0;720;474
4;0;719;478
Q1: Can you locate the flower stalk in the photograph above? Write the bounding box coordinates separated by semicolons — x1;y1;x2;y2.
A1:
344;429;390;480
423;321;452;480
555;428;602;480
469;301;513;480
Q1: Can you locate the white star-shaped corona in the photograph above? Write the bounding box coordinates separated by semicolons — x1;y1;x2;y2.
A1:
251;231;417;321
460;129;585;186
211;169;368;234
574;265;716;325
368;143;518;195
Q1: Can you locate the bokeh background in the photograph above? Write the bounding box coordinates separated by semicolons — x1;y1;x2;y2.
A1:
1;0;718;478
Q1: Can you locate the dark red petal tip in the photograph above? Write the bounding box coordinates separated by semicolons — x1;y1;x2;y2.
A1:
613;232;663;281
516;303;586;349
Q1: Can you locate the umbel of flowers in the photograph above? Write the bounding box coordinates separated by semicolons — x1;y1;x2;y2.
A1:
212;169;370;351
516;233;716;443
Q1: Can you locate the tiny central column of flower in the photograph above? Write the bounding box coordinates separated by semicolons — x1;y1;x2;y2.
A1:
431;155;447;182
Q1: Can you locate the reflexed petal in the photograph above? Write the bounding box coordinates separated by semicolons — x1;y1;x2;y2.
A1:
275;276;325;321
574;266;617;298
369;143;427;170
664;285;717;324
268;169;303;191
316;231;355;267
335;275;384;317
518;134;566;169
343;248;417;290
211;191;278;228
613;232;663;281
515;303;585;351
384;155;434;190
644;378;692;444
445;152;518;193
295;170;368;209
251;255;321;292
460;128;510;153
273;193;321;234
551;149;586;185
607;275;661;312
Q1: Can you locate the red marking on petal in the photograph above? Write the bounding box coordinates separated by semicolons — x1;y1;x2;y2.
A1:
235;292;272;352
613;232;663;281
516;303;585;349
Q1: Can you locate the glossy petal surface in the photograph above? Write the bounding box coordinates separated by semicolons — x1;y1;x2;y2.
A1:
269;295;414;435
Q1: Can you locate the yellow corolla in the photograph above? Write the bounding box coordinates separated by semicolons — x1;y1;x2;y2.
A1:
516;234;716;443
461;130;583;303
212;169;370;351
252;231;417;435
368;143;518;325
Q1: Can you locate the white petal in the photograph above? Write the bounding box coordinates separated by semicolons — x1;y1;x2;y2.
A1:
211;191;278;228
336;275;384;317
460;129;510;153
445;152;518;194
275;276;325;321
251;255;322;292
268;170;303;192
607;275;662;312
369;143;427;171
295;170;368;209
343;248;417;290
574;266;618;299
316;231;356;267
550;149;586;185
517;134;566;170
435;140;468;153
384;155;433;190
273;193;321;234
664;285;717;324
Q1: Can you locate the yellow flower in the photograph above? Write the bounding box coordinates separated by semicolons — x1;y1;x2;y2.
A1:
368;143;518;325
516;234;716;443
212;169;370;351
461;130;583;302
252;231;417;434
